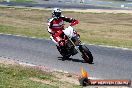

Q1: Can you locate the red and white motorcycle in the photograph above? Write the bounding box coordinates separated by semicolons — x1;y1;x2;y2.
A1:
50;26;93;63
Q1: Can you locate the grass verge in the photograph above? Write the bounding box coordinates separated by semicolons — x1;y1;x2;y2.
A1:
0;6;132;48
0;62;81;88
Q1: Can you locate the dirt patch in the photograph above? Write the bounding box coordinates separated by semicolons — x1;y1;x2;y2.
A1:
0;57;18;65
52;71;80;85
29;77;54;85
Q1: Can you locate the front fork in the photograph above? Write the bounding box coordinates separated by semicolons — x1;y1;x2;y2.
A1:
67;36;83;56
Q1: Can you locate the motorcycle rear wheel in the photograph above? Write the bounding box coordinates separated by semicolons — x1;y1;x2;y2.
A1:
79;45;93;63
56;45;71;59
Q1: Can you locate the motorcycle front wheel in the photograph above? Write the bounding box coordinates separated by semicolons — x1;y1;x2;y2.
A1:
79;45;93;64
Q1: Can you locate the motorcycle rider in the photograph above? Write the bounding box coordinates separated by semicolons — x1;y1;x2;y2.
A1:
48;8;79;46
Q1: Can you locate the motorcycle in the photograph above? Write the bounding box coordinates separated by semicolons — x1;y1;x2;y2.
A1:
50;26;93;64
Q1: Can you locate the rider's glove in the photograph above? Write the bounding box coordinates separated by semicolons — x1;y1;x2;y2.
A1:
70;20;79;27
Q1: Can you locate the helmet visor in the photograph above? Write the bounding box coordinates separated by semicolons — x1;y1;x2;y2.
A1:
54;12;61;18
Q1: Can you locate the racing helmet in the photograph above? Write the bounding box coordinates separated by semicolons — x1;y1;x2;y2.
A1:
52;8;61;19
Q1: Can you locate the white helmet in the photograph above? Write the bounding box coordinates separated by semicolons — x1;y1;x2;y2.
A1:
52;8;61;19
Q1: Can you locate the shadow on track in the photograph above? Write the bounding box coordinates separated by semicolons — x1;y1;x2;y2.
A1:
57;57;87;63
58;57;94;64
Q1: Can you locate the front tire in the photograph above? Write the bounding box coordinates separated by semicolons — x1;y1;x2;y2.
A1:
79;45;93;63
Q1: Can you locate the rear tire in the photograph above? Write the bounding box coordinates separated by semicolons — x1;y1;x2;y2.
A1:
79;45;93;63
56;45;71;59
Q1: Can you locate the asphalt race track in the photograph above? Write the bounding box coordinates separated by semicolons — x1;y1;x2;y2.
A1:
0;34;132;80
0;1;125;10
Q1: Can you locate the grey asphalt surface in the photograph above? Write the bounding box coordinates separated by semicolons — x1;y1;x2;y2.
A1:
0;1;128;10
0;34;132;80
33;0;132;9
1;0;132;10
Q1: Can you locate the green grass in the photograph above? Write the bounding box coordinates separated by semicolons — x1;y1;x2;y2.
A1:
0;64;56;88
0;64;82;88
0;7;132;48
